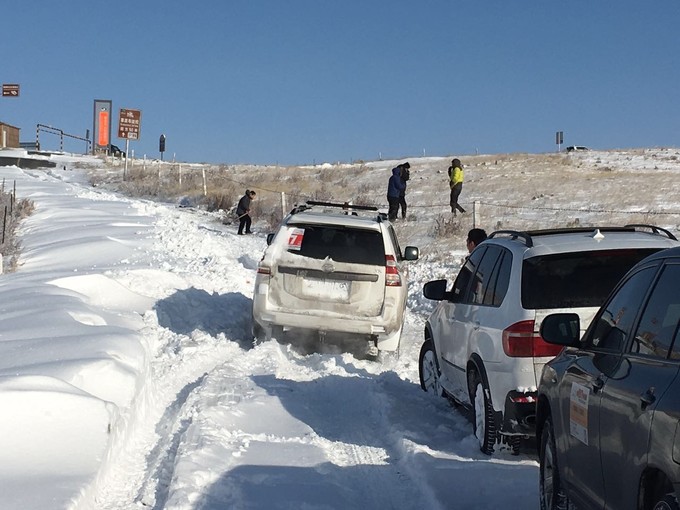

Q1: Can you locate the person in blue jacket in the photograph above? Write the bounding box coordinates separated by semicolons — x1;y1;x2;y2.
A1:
387;164;406;220
398;162;410;219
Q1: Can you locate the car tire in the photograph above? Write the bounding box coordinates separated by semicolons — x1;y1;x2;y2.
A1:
468;370;497;455
539;417;570;510
653;494;680;510
419;338;443;397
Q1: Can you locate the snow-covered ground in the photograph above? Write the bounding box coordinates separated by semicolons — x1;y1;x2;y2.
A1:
0;147;679;509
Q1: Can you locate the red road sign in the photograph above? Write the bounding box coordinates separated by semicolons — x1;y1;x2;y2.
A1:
2;84;20;97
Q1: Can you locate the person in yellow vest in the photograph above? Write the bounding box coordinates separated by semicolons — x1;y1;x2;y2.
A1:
447;158;465;215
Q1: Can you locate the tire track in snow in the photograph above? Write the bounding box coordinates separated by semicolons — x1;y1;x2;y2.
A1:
156;343;443;510
63;183;450;509
68;193;263;509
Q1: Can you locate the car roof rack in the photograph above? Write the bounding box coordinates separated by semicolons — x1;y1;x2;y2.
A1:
289;200;381;217
624;224;677;241
488;225;677;248
306;200;379;211
488;230;535;247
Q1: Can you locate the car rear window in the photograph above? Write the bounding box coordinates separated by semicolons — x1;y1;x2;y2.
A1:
287;225;385;265
521;249;661;309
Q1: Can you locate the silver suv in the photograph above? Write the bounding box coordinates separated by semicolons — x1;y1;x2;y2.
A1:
418;225;678;454
252;201;419;356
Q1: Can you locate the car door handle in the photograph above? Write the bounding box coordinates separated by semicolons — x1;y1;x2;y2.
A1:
591;376;605;393
640;387;656;408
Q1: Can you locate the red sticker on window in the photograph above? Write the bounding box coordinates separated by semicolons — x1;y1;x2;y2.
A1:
288;228;305;251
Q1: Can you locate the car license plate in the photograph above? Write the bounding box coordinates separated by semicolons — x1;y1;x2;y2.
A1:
303;279;350;300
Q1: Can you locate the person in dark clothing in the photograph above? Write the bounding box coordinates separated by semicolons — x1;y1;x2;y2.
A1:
387;165;406;221
398;162;410;219
236;189;256;235
466;228;487;253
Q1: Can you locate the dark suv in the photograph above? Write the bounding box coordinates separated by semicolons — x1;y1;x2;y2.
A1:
109;144;126;158
537;246;680;510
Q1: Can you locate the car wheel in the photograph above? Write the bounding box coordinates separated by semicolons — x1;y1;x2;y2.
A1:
468;370;497;455
653;494;680;510
419;338;443;397
539;417;570;510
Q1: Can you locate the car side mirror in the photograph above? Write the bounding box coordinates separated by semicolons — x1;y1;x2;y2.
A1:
540;313;581;347
266;233;275;246
403;246;419;261
423;279;448;301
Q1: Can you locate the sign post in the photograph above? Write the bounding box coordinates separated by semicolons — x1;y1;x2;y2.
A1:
93;100;112;155
117;108;142;180
159;134;166;161
556;131;564;152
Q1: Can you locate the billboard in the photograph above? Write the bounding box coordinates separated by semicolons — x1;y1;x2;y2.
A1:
93;99;112;153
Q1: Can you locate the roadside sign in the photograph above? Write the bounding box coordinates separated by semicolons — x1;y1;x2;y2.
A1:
2;84;20;97
93;99;112;152
118;108;142;140
556;130;564;152
159;134;166;160
99;110;110;146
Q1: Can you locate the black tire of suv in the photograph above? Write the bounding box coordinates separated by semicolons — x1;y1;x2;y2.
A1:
653;494;680;510
468;370;497;455
419;338;443;397
539;418;570;510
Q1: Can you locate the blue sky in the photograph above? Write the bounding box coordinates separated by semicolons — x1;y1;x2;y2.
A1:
2;1;679;165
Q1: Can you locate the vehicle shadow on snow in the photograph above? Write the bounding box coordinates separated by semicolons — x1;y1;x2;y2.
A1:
193;370;539;509
153;287;254;349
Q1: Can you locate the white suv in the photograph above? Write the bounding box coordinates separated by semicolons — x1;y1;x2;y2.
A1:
418;225;678;454
253;201;419;356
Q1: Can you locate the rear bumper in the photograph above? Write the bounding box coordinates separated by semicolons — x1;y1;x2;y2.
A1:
501;390;538;437
254;308;395;335
253;309;401;350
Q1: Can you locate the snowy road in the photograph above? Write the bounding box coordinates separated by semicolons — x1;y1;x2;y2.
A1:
63;173;538;509
1;159;539;509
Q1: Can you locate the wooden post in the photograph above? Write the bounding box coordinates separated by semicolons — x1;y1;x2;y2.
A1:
202;168;207;196
473;200;480;228
2;206;7;245
281;192;287;216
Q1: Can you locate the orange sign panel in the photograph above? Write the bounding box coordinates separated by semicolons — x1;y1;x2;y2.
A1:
98;111;109;146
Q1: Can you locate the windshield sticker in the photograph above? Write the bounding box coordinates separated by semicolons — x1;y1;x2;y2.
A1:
288;228;305;251
569;382;590;445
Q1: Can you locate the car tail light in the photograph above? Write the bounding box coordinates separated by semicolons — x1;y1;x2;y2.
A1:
502;320;562;358
509;394;536;404
257;263;271;276
385;255;402;287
